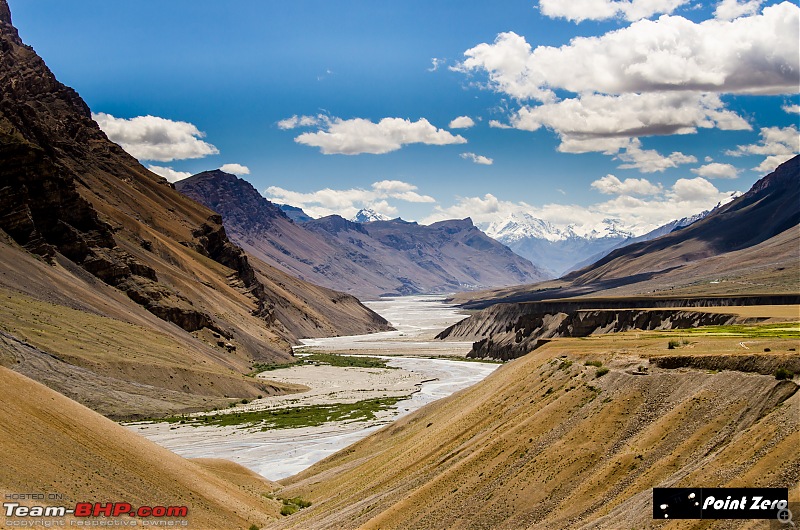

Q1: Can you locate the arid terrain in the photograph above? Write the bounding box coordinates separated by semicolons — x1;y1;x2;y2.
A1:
0;1;798;528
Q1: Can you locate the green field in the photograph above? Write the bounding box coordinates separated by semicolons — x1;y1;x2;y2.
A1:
678;322;800;338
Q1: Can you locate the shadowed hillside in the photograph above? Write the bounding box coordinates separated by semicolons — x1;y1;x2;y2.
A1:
0;0;389;418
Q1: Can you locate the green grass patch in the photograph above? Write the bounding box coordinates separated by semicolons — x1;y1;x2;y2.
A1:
585;360;603;367
679;323;800;339
156;397;402;430
775;367;794;380
595;367;610;378
247;360;303;376
302;353;396;369
279;497;311;517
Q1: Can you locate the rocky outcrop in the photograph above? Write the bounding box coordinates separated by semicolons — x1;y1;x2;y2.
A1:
439;302;741;360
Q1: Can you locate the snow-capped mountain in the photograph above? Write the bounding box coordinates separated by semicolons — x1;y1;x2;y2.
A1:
352;208;391;223
483;213;634;243
481;192;743;277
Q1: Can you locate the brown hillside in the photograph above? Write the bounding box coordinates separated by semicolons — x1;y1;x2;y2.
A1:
0;0;388;417
269;334;800;529
0;366;281;529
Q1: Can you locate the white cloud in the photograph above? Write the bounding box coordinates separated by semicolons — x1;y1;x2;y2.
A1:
670;177;721;201
616;140;697;173
219;163;250;175
147;165;192;183
293;117;467;155
264;180;435;219
591;174;662;195
460;152;494;165
714;0;764;20
458;5;799;99
782;103;800;114
511;93;750;147
93;112;219;162
726;125;799;172
428;58;445;72
691;162;740;178
489;120;512;129
449;116;476;129
538;0;690;22
276;114;327;130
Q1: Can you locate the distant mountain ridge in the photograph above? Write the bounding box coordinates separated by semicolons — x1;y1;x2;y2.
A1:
482;193;740;276
177;171;548;298
482;214;632;276
450;155;800;309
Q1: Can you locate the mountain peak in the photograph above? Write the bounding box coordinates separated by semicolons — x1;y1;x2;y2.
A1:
0;1;11;26
352;208;391;223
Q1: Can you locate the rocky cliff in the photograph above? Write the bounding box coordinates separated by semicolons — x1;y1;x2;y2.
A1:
0;0;389;417
439;302;742;360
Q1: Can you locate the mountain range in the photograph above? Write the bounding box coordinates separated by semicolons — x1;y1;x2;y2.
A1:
480;196;740;276
176;170;548;299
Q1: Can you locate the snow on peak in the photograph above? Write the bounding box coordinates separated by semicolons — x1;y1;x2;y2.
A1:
352;208;391;223
483;213;633;243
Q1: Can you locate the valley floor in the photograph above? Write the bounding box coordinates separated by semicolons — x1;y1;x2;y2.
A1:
127;296;497;480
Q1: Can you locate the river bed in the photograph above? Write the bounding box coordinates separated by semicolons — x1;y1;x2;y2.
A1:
127;296;497;481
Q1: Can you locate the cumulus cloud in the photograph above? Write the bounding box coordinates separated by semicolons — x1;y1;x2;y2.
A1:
458;6;799;99
292;117;467;155
538;0;690;22
591;174;662;196
460;152;494;165
726;125;800;172
264;180;435;219
93;112;219;162
449;116;476;129
510;93;750;147
691;162;740;178
714;0;765;20
146;165;192;183
219;163;250;175
782;103;800;114
616;140;697;173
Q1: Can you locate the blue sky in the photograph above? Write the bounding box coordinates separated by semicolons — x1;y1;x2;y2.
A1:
9;0;799;234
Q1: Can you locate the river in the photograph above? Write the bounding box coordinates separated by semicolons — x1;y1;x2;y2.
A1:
127;296;498;481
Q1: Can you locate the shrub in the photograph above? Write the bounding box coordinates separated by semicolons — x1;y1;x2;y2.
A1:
249;525;260;530
775;368;793;380
585;360;603;367
667;339;681;349
595;367;610;378
280;505;298;516
558;360;573;370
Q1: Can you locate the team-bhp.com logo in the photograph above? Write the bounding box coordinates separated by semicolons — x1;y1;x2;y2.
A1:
4;498;189;527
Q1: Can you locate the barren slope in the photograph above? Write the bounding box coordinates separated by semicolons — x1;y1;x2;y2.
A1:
0;366;282;528
268;334;799;529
